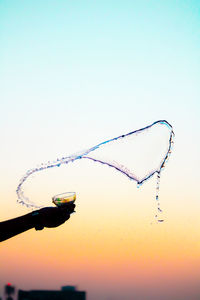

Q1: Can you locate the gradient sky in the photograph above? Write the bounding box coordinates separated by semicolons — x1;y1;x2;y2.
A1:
0;1;200;299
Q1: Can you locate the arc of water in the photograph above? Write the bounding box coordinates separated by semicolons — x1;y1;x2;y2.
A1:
16;120;174;210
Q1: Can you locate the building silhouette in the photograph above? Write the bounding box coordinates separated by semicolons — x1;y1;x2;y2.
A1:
4;283;15;300
18;286;86;300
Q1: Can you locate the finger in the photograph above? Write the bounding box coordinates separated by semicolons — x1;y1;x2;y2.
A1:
59;204;75;213
57;207;72;218
59;202;75;207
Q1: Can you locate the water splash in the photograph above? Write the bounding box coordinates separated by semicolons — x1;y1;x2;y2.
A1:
16;120;174;220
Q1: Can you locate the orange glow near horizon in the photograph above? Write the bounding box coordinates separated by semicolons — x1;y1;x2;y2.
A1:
1;190;200;298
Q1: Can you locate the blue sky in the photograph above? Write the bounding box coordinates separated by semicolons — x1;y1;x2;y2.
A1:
1;0;199;192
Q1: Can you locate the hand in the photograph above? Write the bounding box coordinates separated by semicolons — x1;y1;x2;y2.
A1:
35;203;75;229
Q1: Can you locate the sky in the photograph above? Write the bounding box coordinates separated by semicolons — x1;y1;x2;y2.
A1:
0;0;200;299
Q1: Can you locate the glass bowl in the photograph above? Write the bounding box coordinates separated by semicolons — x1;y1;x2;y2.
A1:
52;192;76;207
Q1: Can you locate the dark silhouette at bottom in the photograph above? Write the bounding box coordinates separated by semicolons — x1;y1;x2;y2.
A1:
18;286;86;300
4;283;15;300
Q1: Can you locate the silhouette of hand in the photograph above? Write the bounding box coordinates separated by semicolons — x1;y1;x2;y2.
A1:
34;203;75;230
